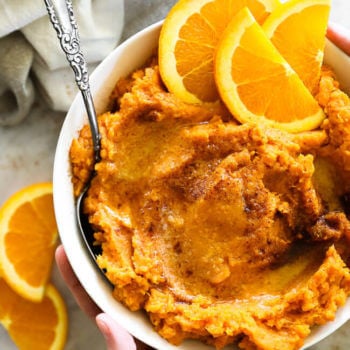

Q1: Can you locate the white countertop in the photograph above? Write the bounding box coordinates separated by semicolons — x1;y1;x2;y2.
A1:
1;1;350;349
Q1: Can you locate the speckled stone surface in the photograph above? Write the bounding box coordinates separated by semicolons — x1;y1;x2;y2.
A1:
0;1;349;349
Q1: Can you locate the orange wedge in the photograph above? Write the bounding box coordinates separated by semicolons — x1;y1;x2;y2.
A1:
214;7;325;133
0;183;58;302
159;0;280;103
0;278;68;350
263;0;331;94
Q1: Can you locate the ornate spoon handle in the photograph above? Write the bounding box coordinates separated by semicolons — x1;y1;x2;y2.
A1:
44;0;101;163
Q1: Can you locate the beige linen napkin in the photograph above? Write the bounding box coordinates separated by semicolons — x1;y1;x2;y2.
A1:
0;0;124;126
0;32;35;126
0;0;46;37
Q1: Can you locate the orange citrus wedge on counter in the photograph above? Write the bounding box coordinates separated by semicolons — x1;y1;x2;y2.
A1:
0;183;58;302
159;0;280;103
263;0;331;94
214;7;325;133
0;279;68;350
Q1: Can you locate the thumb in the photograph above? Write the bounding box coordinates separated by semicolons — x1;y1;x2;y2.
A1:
96;313;137;350
327;22;350;56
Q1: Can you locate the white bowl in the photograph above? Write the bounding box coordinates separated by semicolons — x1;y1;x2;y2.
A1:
53;21;350;350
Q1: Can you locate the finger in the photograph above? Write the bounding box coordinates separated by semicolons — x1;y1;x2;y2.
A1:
327;22;350;56
96;313;137;350
55;244;101;319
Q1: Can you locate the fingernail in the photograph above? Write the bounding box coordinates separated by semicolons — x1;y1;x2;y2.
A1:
96;314;111;341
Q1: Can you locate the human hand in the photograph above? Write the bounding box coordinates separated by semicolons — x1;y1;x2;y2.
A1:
327;22;350;56
55;245;153;350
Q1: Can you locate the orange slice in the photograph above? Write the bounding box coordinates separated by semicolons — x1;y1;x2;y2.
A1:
214;7;325;133
0;183;58;302
159;0;280;103
0;278;68;350
263;0;331;94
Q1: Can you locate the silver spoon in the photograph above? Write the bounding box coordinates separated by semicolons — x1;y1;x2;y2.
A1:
44;0;102;260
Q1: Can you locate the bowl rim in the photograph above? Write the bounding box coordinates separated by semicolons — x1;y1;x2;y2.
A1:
53;20;350;350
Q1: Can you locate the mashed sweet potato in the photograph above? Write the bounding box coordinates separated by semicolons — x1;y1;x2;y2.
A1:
70;59;350;350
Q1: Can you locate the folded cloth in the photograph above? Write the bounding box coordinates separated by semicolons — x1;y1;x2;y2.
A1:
0;0;46;37
0;0;124;126
0;32;35;126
